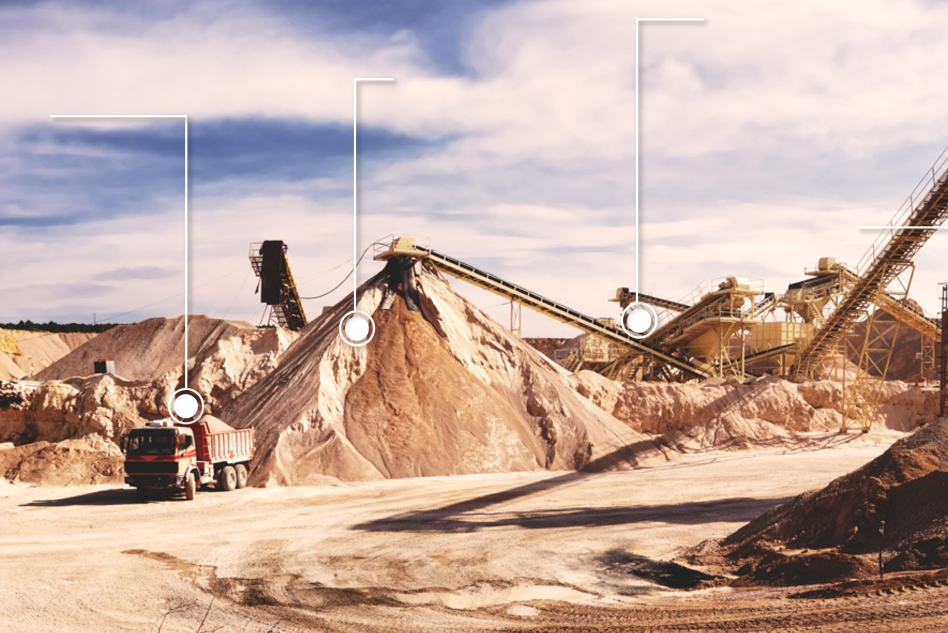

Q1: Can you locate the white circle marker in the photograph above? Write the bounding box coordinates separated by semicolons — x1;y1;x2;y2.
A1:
173;392;199;418
626;307;652;334
168;388;205;425
345;314;370;341
339;310;376;347
619;302;658;339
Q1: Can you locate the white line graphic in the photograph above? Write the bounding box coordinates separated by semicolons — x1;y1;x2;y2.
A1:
50;114;191;383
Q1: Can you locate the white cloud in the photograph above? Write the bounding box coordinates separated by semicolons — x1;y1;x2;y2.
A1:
4;0;948;334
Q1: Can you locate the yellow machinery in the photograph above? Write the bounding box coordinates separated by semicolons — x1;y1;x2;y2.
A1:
608;279;764;379
371;141;948;431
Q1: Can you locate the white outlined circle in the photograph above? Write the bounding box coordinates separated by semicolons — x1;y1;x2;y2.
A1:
168;388;205;425
620;302;658;339
173;393;199;418
339;310;376;347
345;314;370;341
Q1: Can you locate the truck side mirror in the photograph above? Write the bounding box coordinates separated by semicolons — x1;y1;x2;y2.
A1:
119;435;128;454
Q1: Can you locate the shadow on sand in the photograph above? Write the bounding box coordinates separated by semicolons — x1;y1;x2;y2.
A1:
20;488;179;507
352;441;793;533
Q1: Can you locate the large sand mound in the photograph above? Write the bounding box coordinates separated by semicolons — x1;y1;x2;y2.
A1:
692;418;948;586
223;263;647;486
0;329;96;380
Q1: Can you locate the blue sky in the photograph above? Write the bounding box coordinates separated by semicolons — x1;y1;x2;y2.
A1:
3;0;948;335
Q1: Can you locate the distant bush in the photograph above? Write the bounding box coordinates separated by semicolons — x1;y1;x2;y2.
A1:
0;320;121;334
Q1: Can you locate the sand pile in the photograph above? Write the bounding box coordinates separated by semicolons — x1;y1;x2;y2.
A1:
523;337;571;360
0;376;155;446
691;418;948;586
38;316;257;382
0;329;96;381
155;324;297;413
572;372;936;449
0;376;153;484
1;316;298;484
223;263;647;486
36;316;297;413
0;434;124;485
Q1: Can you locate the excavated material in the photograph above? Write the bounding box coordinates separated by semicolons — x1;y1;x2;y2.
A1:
222;267;648;486
691;418;948;585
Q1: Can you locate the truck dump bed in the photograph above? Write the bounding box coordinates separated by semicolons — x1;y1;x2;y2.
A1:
183;415;255;464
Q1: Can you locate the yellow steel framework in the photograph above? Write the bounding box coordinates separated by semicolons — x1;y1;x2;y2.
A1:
791;145;948;381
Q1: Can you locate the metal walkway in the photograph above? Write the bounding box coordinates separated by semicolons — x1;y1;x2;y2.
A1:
792;145;948;378
375;238;711;379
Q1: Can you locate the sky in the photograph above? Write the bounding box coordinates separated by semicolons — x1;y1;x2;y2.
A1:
3;0;948;337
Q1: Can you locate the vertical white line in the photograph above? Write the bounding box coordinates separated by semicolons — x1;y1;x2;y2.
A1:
635;18;641;305
49;114;190;383
633;18;703;307
352;78;394;313
353;81;358;313
184;116;189;386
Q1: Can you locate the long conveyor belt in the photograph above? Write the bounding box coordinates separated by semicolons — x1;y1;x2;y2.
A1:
377;242;711;378
792;145;948;378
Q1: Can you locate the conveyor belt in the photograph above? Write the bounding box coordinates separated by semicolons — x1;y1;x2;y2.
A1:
249;241;308;331
611;288;690;312
378;243;711;378
792;145;948;378
719;343;798;372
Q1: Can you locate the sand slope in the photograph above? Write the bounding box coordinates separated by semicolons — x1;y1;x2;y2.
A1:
223;265;646;486
573;372;936;449
0;329;96;380
37;316;257;382
696;418;948;585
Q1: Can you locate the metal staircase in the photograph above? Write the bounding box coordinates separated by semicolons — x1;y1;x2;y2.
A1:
792;145;948;379
249;241;308;331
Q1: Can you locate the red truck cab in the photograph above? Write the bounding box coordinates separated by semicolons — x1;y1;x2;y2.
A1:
122;416;255;500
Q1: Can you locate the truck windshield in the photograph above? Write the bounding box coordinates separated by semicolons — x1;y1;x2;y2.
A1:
127;430;176;456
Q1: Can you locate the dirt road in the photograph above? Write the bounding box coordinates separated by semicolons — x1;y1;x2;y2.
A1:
2;432;945;632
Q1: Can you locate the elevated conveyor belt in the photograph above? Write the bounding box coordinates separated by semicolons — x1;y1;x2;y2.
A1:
375;239;711;379
611;288;690;312
792;145;948;378
249;241;308;331
644;293;730;346
719;343;798;372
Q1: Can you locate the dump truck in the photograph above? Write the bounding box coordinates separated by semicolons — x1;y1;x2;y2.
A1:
122;415;255;500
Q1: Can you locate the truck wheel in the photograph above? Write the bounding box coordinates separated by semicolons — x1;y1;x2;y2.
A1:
135;487;149;501
218;465;237;492
185;473;196;501
235;464;248;489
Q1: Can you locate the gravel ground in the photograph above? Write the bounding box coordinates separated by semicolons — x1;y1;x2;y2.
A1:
2;432;941;633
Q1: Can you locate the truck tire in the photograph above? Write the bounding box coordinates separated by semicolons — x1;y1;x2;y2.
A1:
218;465;237;492
235;464;248;489
185;472;196;501
135;487;149;501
